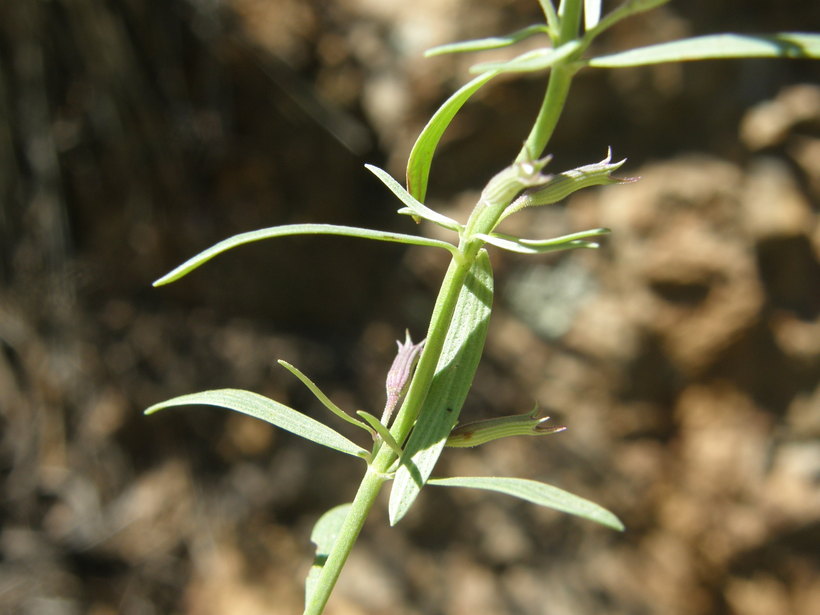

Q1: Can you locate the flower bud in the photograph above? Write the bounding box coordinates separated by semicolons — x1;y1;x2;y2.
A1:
381;331;425;425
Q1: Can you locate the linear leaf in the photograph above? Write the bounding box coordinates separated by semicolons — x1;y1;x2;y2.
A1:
425;24;550;57
587;32;820;68
476;228;610;254
406;71;500;202
365;164;462;231
584;0;602;31
305;503;352;606
428;476;624;531
153;223;458;286
145;389;368;459
356;411;404;458
470;39;583;74
278;360;370;432
584;0;670;42
389;250;494;525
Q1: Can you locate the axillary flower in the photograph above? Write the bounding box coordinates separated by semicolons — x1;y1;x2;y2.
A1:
381;332;425;425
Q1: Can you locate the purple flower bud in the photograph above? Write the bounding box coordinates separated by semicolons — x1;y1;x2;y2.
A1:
380;331;425;425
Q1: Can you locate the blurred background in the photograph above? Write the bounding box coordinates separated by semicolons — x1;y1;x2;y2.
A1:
1;1;819;614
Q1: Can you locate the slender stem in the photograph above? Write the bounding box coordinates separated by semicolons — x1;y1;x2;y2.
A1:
305;245;477;614
388;251;474;444
518;0;583;161
538;0;560;39
558;0;583;44
516;64;575;162
305;4;589;611
304;467;387;615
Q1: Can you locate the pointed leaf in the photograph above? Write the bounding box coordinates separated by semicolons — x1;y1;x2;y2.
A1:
153;223;458;286
475;228;610;255
406;71;500;202
356;411;404;458
470;39;583;74
306;503;352;606
584;0;602;31
587;32;820;68
389;250;494;525
583;0;670;42
278;360;371;432
145;389;368;459
425;25;550;57
365;164;461;231
428;476;624;531
536;2;559;34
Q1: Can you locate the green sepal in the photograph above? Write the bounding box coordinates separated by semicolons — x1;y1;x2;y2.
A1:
499;149;631;222
427;476;624;531
446;408;565;447
145;389;369;459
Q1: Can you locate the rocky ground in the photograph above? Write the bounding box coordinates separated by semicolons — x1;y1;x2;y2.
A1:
1;1;818;614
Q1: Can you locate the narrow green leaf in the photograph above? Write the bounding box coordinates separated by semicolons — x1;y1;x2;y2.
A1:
584;0;602;31
389;249;494;525
428;476;624;531
583;0;670;42
537;1;559;38
356;411;404;458
470;39;583;74
425;25;550;57
365;164;462;231
587;32;820;68
145;389;369;459
153;223;458;286
278;360;371;433
406;71;500;202
306;503;352;606
475;228;610;255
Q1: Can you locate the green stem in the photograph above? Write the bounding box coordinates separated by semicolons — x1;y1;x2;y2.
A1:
305;5;588;612
304;246;478;614
558;0;583;43
518;0;583;161
305;163;522;612
388;252;475;443
303;467;387;615
516;63;575;162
